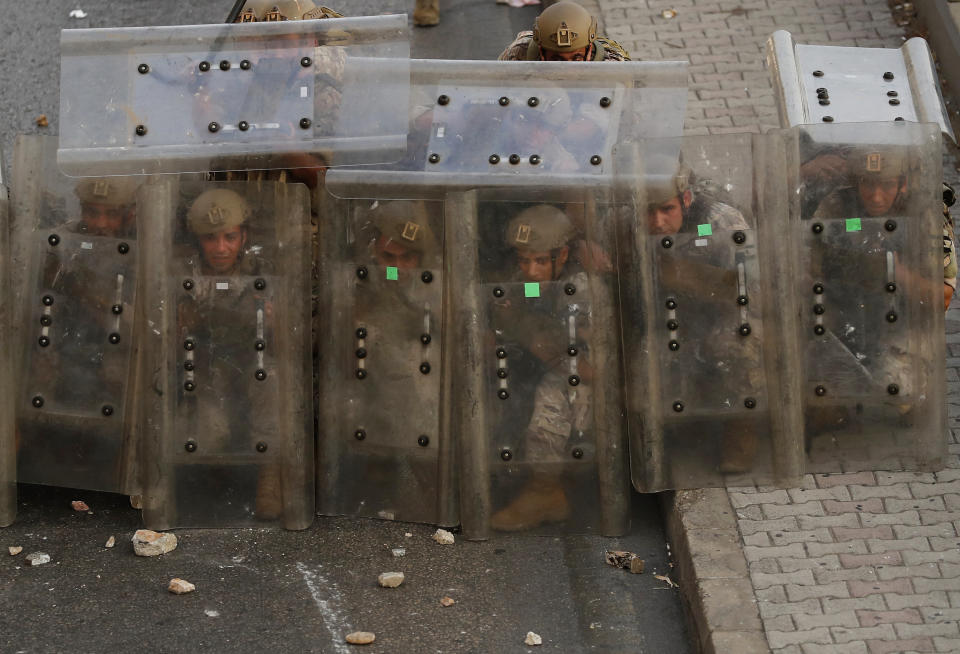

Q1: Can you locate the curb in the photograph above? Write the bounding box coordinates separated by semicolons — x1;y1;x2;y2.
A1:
660;489;770;654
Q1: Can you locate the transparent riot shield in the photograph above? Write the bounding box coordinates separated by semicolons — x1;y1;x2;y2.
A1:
0;148;15;527
59;15;410;175
445;193;629;539
621;134;804;492
787;122;946;472
139;180;312;529
767;30;954;142
316;198;454;526
11;135;143;494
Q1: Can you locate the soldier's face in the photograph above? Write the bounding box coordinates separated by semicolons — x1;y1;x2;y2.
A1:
858;175;906;217
517;247;568;282
198;226;247;274
81;202;129;237
541;47;588;61
647;190;691;235
374;236;422;271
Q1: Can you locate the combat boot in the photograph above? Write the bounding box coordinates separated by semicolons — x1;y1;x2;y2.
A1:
490;475;570;531
413;0;439;26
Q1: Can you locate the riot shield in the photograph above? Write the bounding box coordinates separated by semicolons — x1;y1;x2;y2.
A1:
59;15;410;175
788;122;946;472
621;134;803;492
0;148;15;527
767;30;954;142
316;198;453;525
445;193;629;539
139;180;312;529
11;135;143;494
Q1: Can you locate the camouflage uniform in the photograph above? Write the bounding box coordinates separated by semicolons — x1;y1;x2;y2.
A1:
498;31;630;62
498;1;630;62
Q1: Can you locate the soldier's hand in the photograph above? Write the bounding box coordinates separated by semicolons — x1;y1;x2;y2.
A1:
800;153;847;186
574;239;613;273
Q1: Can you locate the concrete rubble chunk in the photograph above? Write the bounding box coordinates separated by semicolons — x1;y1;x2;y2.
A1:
345;631;376;645
25;552;51;566
524;631;543;646
8;546;23;556
378;571;405;588
105;536;115;548
440;596;456;607
71;500;89;512
605;550;645;573
391;548;406;558
132;529;178;557
168;578;196;594
433;528;455;545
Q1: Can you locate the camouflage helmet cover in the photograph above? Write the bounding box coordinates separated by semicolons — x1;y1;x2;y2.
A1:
74;177;138;207
645;162;692;207
849;147;908;179
505;204;575;251
188;188;250;235
369;200;439;256
234;1;343;21
532;1;598;53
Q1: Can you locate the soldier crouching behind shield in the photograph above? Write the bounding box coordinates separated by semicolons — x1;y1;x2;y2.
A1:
646;163;762;474
73;177;138;238
489;205;595;531
178;188;282;520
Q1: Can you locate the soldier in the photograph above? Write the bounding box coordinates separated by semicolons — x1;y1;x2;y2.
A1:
498;1;630;62
646;162;750;235
814;148;957;310
73;177;138;237
233;0;343;22
489;204;594;530
367;201;440;273
179;188;280;519
413;0;439;27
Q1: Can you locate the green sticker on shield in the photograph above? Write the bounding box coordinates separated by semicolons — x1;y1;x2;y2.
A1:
524;282;541;298
386;266;398;280
697;223;712;237
846;218;862;232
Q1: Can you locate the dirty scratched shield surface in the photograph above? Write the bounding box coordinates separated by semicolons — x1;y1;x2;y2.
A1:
139;180;312;529
794;122;945;472
0;148;15;526
58;15;410;175
12;135;143;495
621;133;802;492
317;199;449;525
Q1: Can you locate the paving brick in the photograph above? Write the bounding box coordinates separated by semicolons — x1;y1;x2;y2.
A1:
892;523;957;539
886;497;947;513
830;624;897;643
757;585;788;603
902;550;960;565
864;637;935;653
919;607;960;622
876;472;937;485
866;536;931;554
849;484;913;500
736;505;765;521
848;578;913;598
759;598;821;619
809;541;870;557
800;644;868;654
753;569;816;590
914;577;960;594
815;472;876;488
929;536;960;551
771;528;834;545
885;591;951;610
794;610;859;630
767;627;833;649
856;608;923;627
934;636;960;652
822;595;887;613
912;481;960;498
825;499;885;515
780;555;842;573
744;542;806;562
743;531;772;547
875;563;941;581
894;623;960;639
786;581;850;601
765;502;827;519
765;614;796;632
740;517;800;537
789;487;853;503
814;567;880;584
799;514;861;530
834;526;894;542
920;510;960;525
838;552;903;569
934;469;960;483
749;558;781;574
860;511;921;527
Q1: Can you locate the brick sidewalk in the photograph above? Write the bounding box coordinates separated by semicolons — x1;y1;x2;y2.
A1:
591;0;960;651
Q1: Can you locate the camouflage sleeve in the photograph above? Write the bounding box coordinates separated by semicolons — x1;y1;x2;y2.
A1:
596;36;632;61
498;32;534;61
944;204;958;290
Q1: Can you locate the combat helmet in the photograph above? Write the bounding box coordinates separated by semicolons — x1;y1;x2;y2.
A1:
233;1;343;22
849;147;908;180
532;1;598;53
187;189;250;235
74;177;138;208
368;201;440;257
645;161;692;208
505;204;576;251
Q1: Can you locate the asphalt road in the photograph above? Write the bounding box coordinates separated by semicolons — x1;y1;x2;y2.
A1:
0;2;692;652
